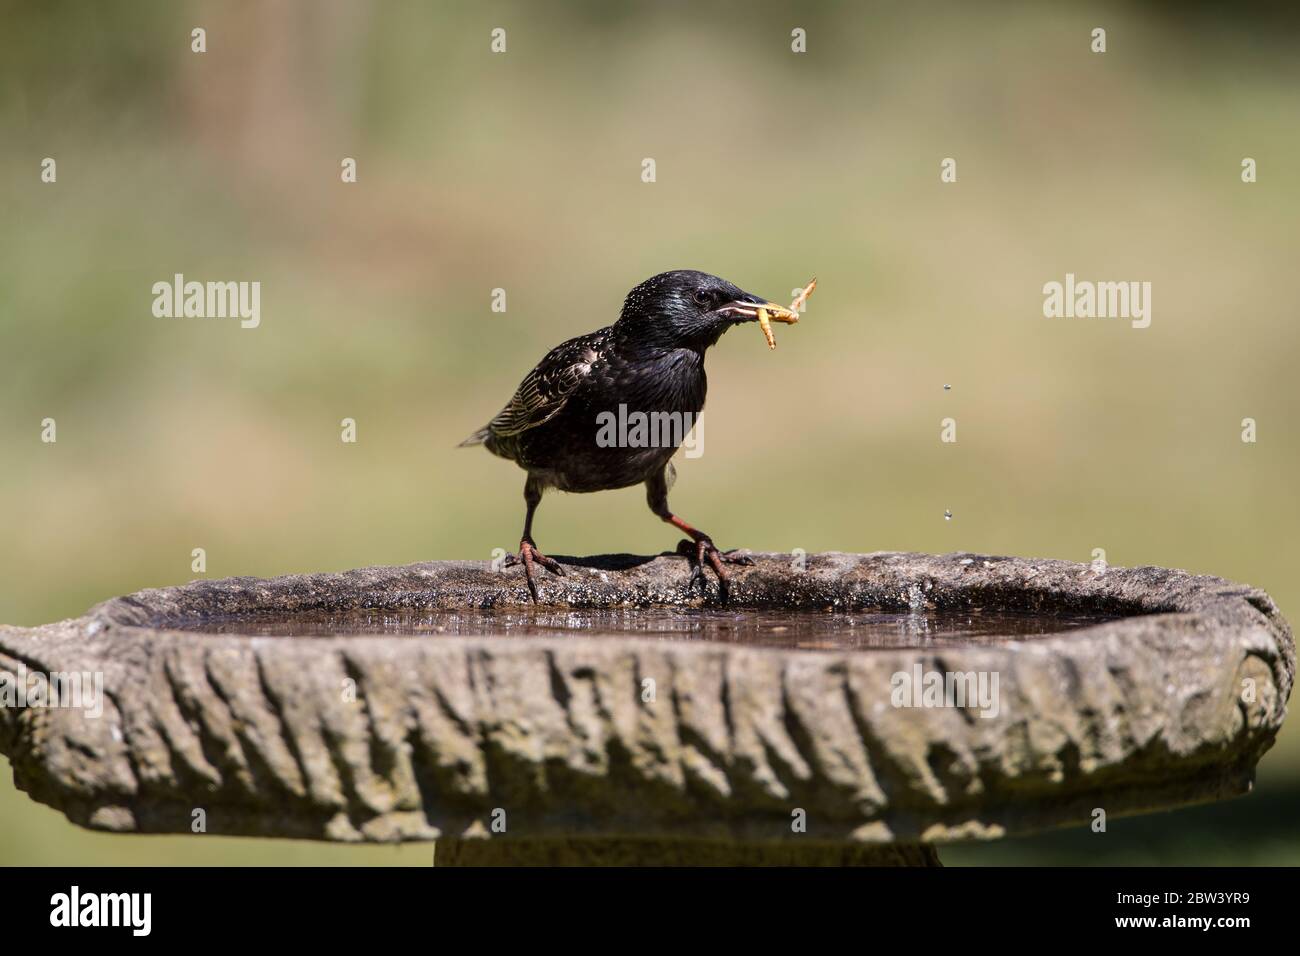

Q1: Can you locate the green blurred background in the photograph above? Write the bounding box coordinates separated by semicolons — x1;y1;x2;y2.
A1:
2;0;1298;865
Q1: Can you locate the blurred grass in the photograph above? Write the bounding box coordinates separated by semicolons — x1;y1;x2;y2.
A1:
2;0;1298;864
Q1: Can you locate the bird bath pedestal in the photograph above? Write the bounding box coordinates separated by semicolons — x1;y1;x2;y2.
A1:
0;553;1292;866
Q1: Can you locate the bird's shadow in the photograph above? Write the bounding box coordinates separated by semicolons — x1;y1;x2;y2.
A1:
542;552;674;572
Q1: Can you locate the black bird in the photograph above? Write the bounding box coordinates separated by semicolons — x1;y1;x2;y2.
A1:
461;270;800;601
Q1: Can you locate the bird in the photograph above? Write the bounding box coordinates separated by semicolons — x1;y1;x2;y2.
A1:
460;270;801;602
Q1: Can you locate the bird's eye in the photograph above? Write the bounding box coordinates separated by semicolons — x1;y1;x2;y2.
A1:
693;290;712;306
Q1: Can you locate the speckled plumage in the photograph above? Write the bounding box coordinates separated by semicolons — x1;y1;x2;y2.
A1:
461;270;784;600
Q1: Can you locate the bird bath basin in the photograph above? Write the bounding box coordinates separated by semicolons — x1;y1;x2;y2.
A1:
170;605;1119;647
0;552;1292;866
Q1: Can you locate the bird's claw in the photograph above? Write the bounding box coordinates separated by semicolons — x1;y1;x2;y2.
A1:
504;540;565;602
675;538;750;603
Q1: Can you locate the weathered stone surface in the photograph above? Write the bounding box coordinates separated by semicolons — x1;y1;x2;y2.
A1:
0;552;1292;850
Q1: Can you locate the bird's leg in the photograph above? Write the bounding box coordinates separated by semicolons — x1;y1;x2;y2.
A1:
646;471;752;601
502;477;565;601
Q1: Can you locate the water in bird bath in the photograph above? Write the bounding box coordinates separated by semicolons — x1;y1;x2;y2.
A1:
171;606;1119;650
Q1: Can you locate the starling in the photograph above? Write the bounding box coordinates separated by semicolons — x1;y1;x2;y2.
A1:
461;270;801;602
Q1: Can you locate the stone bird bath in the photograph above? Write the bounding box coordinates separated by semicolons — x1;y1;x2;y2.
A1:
0;552;1292;865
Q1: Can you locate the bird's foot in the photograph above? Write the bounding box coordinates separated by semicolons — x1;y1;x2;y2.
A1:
503;539;566;602
675;538;754;603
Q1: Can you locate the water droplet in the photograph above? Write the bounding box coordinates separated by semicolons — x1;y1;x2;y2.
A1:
944;509;953;521
943;384;951;391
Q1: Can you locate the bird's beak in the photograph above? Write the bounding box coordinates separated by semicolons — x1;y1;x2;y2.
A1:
715;299;799;325
718;278;815;349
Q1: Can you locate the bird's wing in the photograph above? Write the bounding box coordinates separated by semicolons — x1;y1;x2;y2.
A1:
485;331;608;438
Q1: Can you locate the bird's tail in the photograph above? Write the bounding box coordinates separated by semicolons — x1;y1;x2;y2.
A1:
458;426;491;448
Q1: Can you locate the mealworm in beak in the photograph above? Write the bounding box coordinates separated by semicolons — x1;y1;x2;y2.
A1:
757;307;777;349
791;277;817;316
756;277;816;350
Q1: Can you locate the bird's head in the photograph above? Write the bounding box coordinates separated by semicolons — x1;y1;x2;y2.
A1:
615;270;796;351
